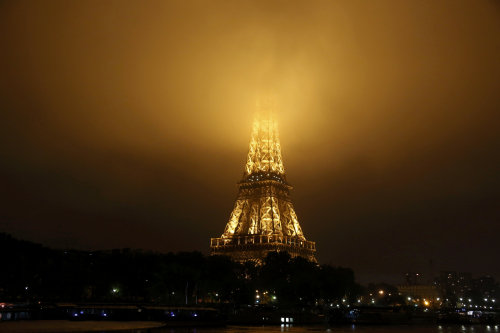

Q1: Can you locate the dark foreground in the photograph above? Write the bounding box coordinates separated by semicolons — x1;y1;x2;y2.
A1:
1;323;499;333
0;320;163;332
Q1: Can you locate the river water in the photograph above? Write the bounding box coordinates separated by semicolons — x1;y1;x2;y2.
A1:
149;325;500;333
0;323;498;333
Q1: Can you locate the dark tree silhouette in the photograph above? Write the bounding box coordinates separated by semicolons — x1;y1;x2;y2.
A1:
0;233;361;308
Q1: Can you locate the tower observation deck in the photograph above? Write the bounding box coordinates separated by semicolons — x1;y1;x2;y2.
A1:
210;102;316;262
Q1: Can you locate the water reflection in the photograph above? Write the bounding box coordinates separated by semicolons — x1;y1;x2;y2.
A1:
146;325;500;333
0;323;497;333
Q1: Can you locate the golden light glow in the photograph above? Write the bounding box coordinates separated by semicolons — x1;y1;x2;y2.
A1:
211;103;315;262
221;106;305;240
244;103;285;177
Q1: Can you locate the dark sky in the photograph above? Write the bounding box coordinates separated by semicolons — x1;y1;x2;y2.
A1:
1;0;499;284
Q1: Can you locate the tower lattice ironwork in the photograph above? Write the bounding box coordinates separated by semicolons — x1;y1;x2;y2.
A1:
210;105;316;262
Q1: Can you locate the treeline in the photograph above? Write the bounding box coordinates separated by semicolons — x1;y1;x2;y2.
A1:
0;233;361;306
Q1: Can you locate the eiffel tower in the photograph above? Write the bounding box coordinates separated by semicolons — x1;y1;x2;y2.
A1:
210;102;316;262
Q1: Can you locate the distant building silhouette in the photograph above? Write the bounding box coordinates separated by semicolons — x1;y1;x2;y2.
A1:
438;271;473;298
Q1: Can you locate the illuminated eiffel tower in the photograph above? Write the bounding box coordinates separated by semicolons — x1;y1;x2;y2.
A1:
210;101;316;262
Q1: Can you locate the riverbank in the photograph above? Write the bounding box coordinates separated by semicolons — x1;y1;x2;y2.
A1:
0;320;164;332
